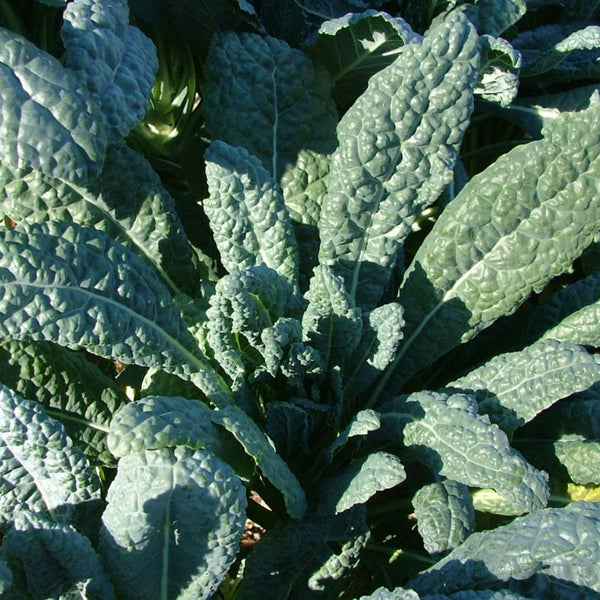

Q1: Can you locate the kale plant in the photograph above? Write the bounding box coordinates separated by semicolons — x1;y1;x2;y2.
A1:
1;0;600;598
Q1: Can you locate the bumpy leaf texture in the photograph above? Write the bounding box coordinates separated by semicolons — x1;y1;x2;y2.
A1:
1;510;115;600
204;141;300;288
61;0;158;142
410;501;600;598
0;221;232;408
0;339;128;465
318;11;480;308
0;385;100;525
381;392;549;515
449;339;600;436
100;447;247;600
378;104;600;396
202;31;338;180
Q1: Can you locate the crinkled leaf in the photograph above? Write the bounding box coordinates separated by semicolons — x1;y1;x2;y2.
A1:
204;141;299;288
0;220;232;408
475;0;526;36
1;510;115;600
303;265;363;366
0;339;127;466
410;501;600;597
266;399;329;466
358;588;420;600
0;29;105;184
515;23;600;78
309;11;421;106
555;435;600;484
317;451;406;515
107;396;220;457
0;385;100;525
61;0;158;142
1;143;201;296
344;302;404;396
211;405;307;518
380;105;600;395
381;392;549;515
325;409;381;462
412;479;475;555
100;447;246;600
202;31;338;181
476;35;521;107
501;84;600;136
206;266;297;384
318;11;480;307
234;508;369;600
449;339;600;436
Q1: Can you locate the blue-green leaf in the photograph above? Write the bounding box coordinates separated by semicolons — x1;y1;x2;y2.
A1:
0;221;232;408
303;265;363;366
309;11;421;104
0;384;100;526
211;405;307;518
317;451;406;515
205;141;299;288
202;31;337;181
0;29;105;183
318;11;480;307
100;447;246;600
476;35;521;107
61;0;158;142
1;510;115;600
0;340;127;466
1;143;201;296
449;339;600;436
379;105;600;395
344;302;404;396
476;0;526;36
412;479;475;555
410;501;600;597
381;392;549;515
554;435;600;484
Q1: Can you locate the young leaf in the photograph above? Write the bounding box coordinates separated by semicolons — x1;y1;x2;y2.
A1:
412;479;475;555
318;11;480;307
0;384;100;525
206;265;297;384
211;405;307;518
409;501;600;597
202;31;338;181
61;0;158;142
343;301;404;397
317;451;406;515
448;339;600;436
204;141;299;288
1;510;115;600
0;28;106;183
0;339;128;465
100;447;247;600
379;105;600;395
302;265;363;367
381;392;549;515
0;220;232;408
